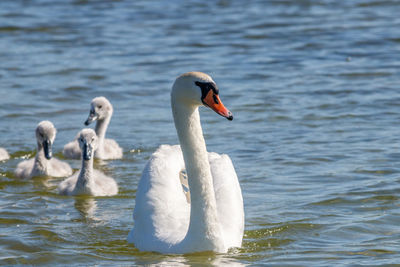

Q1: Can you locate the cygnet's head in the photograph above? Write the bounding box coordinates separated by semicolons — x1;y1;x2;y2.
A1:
171;72;233;120
85;96;113;125
78;128;98;161
36;120;56;160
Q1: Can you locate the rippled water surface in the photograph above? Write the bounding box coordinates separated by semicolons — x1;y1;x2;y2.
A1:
1;0;400;265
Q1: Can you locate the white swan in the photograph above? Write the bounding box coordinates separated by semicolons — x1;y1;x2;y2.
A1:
58;128;118;196
128;72;244;254
0;148;9;161
63;96;123;160
14;121;73;179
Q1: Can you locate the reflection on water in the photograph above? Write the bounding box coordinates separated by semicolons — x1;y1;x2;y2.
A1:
74;197;97;219
32;175;51;188
135;253;246;267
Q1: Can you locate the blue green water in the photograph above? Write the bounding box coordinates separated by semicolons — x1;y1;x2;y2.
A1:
1;0;400;265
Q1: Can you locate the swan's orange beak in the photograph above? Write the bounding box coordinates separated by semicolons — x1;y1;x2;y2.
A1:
202;90;233;121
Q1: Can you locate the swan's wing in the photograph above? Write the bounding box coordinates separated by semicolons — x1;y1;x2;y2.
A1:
208;152;244;248
63;140;81;159
128;145;190;252
49;158;73;177
14;159;34;179
103;139;123;159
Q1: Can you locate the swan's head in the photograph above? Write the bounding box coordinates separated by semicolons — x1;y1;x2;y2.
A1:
78;128;98;161
171;72;233;120
35;120;56;160
85;96;113;125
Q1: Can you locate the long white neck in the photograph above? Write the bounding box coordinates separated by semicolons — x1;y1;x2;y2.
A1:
76;157;95;193
172;99;225;252
95;116;110;156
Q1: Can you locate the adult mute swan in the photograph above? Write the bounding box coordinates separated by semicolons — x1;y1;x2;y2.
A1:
128;72;244;254
0;148;9;161
14;121;72;179
58;128;118;196
63;97;123;160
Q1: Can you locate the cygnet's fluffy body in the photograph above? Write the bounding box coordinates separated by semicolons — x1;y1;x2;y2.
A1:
14;121;72;179
0;148;10;161
58;128;118;196
63;97;123;160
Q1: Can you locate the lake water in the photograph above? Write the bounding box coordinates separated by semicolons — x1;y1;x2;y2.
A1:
1;0;400;265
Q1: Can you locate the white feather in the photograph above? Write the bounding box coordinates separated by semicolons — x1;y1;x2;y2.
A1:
128;72;244;254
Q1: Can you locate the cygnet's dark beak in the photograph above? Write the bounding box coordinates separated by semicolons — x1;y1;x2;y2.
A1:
85;110;97;126
43;139;52;160
82;143;92;161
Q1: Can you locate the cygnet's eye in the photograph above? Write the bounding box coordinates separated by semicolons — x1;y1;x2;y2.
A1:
98;105;102;109
91;137;95;142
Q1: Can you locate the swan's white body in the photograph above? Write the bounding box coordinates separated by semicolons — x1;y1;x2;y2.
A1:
63;97;123;160
128;72;244;254
14;121;72;179
58;129;118;196
0;148;9;161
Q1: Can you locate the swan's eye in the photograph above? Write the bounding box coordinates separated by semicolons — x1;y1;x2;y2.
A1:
98;105;102;109
195;81;219;102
